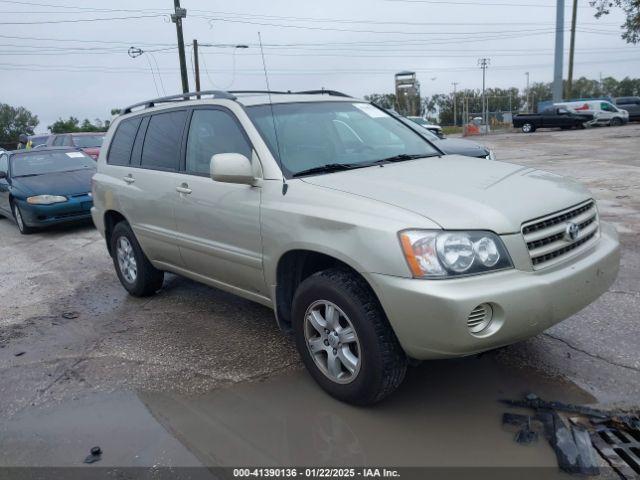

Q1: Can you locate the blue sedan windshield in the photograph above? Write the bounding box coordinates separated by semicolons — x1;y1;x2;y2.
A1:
11;151;95;177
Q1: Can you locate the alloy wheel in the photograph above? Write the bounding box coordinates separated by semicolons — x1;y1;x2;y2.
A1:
13;205;24;232
116;236;137;283
304;300;361;384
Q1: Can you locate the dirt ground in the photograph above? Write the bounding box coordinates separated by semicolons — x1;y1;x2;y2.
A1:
0;123;638;473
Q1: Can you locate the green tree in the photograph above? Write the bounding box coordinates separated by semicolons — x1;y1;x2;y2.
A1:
48;116;109;133
591;0;640;43
0;103;39;147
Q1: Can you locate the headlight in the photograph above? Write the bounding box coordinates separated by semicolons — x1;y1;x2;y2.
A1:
26;195;67;205
486;149;496;161
399;230;513;278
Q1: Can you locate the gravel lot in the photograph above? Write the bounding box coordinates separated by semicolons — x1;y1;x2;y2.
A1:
0;123;638;469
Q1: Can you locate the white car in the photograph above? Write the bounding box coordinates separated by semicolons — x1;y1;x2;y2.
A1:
556;100;628;126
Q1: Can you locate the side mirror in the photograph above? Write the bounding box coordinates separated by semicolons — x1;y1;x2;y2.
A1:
0;171;7;180
210;153;255;185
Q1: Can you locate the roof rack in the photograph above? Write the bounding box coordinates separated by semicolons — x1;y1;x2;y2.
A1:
122;90;237;114
295;90;351;98
229;89;351;98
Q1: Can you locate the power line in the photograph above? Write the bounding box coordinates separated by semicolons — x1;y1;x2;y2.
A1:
0;14;166;25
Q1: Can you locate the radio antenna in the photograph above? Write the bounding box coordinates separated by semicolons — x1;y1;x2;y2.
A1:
258;32;287;195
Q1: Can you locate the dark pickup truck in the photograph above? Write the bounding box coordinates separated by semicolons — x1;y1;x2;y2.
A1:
513;107;594;133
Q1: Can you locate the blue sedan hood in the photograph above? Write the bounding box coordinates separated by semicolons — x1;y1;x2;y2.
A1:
12;168;95;197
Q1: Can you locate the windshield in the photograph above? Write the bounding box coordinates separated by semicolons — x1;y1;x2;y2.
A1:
10;151;95;177
72;134;104;148
246;102;439;177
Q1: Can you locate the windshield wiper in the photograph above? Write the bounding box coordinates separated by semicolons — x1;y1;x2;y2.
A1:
373;153;435;164
293;163;363;178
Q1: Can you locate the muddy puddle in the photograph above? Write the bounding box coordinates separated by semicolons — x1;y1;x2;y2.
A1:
0;354;605;478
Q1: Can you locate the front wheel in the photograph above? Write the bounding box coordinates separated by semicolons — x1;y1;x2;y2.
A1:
110;221;164;297
521;123;535;133
292;269;407;405
610;117;623;127
13;203;34;234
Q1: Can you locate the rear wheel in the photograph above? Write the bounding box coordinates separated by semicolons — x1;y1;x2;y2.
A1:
12;203;34;235
110;221;164;297
292;269;407;405
521;123;535;133
610;117;623;126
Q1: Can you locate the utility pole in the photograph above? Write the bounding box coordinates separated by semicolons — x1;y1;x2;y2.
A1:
171;0;189;94
525;71;530;112
193;39;201;98
478;58;490;126
566;0;578;99
452;82;458;126
553;0;565;102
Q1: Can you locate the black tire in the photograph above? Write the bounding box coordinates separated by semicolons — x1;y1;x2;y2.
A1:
110;221;164;297
292;268;407;405
521;123;535;133
579;123;587;129
610;117;623;127
12;202;35;234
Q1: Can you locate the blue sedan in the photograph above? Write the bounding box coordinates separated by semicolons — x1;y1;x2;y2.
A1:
0;147;95;234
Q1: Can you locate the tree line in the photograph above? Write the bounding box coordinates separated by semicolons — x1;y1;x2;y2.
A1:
366;76;640;125
0;103;111;149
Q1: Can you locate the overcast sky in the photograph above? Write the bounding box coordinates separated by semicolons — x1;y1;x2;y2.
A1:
0;0;636;133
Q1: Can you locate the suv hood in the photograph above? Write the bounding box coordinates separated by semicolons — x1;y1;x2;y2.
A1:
301;155;591;234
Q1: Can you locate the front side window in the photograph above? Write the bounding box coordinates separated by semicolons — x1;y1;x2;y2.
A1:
601;102;617;112
185;109;252;175
246;102;439;177
10;151;95;177
141;110;188;171
52;136;66;146
0;154;8;173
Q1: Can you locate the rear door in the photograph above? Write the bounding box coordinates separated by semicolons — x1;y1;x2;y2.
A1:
119;110;188;268
172;106;265;295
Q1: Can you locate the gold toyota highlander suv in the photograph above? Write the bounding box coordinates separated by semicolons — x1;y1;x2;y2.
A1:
91;90;620;404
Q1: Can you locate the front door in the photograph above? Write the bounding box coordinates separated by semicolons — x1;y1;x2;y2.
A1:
0;153;10;216
173;107;265;296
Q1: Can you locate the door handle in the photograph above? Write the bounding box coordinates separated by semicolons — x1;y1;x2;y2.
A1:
123;176;135;184
176;184;192;195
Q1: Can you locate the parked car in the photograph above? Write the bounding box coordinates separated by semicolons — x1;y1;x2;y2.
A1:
513;107;595;133
28;135;50;149
556;100;628;126
406;116;444;138
92;90;620;405
614;96;640;121
0;147;95;234
388;110;495;159
46;132;106;159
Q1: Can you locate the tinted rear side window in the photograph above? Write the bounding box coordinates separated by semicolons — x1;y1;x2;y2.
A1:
108;117;142;166
141;110;188;171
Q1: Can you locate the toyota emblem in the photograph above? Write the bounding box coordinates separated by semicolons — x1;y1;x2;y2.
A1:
565;222;580;242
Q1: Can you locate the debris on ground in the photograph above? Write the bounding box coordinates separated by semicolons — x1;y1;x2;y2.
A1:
14;351;25;357
501;394;640;478
61;312;79;319
83;446;102;464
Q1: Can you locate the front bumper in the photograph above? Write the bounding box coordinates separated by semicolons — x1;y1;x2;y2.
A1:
17;195;93;227
366;222;620;360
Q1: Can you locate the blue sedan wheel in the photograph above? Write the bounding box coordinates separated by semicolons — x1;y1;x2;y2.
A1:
13;203;34;235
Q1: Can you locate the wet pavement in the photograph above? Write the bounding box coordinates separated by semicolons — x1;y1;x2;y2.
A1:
0;124;639;473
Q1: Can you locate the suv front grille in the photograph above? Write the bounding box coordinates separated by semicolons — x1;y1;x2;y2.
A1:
522;200;599;269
